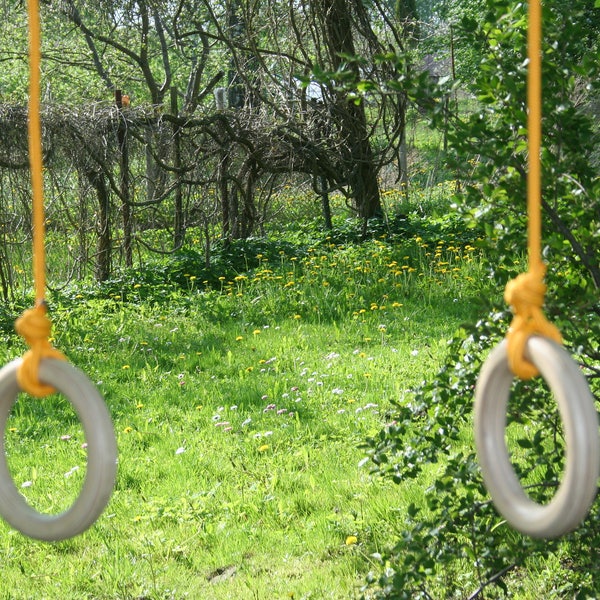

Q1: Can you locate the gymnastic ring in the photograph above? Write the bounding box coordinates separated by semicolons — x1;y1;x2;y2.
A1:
0;358;117;541
474;336;600;539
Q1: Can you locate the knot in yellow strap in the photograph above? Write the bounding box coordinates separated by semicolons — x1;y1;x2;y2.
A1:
504;265;562;380
15;305;66;397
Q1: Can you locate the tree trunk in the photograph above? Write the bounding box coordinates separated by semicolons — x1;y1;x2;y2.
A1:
318;0;383;219
171;87;185;249
85;168;111;282
116;90;133;267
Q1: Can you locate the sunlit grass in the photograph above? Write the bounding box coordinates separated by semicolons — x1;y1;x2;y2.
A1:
0;194;496;599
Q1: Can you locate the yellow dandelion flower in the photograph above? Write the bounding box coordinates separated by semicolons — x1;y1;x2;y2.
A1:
236;336;244;341
258;444;269;452
345;535;358;545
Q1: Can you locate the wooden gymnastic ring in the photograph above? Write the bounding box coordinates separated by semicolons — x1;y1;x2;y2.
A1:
474;337;599;538
0;359;117;541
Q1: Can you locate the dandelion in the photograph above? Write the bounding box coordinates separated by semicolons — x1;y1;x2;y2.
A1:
123;426;133;433
246;366;254;373
236;336;244;341
345;535;358;545
258;444;269;452
253;329;261;336
122;365;131;370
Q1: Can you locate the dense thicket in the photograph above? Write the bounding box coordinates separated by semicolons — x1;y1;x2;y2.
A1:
0;0;422;298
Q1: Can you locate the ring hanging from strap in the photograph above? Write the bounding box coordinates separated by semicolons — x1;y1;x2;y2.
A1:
474;336;600;539
0;358;117;541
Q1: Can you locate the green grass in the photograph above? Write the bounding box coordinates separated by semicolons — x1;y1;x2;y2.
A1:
0;229;492;599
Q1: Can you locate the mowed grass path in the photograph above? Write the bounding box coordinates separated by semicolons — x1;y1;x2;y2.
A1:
0;235;490;599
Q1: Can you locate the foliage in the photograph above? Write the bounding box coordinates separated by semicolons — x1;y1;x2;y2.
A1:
362;0;600;597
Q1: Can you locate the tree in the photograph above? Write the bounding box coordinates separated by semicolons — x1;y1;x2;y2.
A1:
362;0;600;596
311;0;383;219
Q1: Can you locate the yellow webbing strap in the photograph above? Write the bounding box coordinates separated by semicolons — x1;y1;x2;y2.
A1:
16;0;66;398
504;0;562;380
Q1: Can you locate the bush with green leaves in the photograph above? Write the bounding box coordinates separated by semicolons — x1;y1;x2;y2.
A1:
362;1;600;598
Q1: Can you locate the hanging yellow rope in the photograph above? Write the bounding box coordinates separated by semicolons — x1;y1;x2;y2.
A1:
503;0;562;380
15;0;65;398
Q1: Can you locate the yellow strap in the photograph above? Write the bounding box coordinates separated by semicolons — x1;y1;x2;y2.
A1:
16;0;66;397
504;0;562;380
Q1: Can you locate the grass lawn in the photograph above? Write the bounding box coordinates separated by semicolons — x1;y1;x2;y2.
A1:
0;230;492;599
